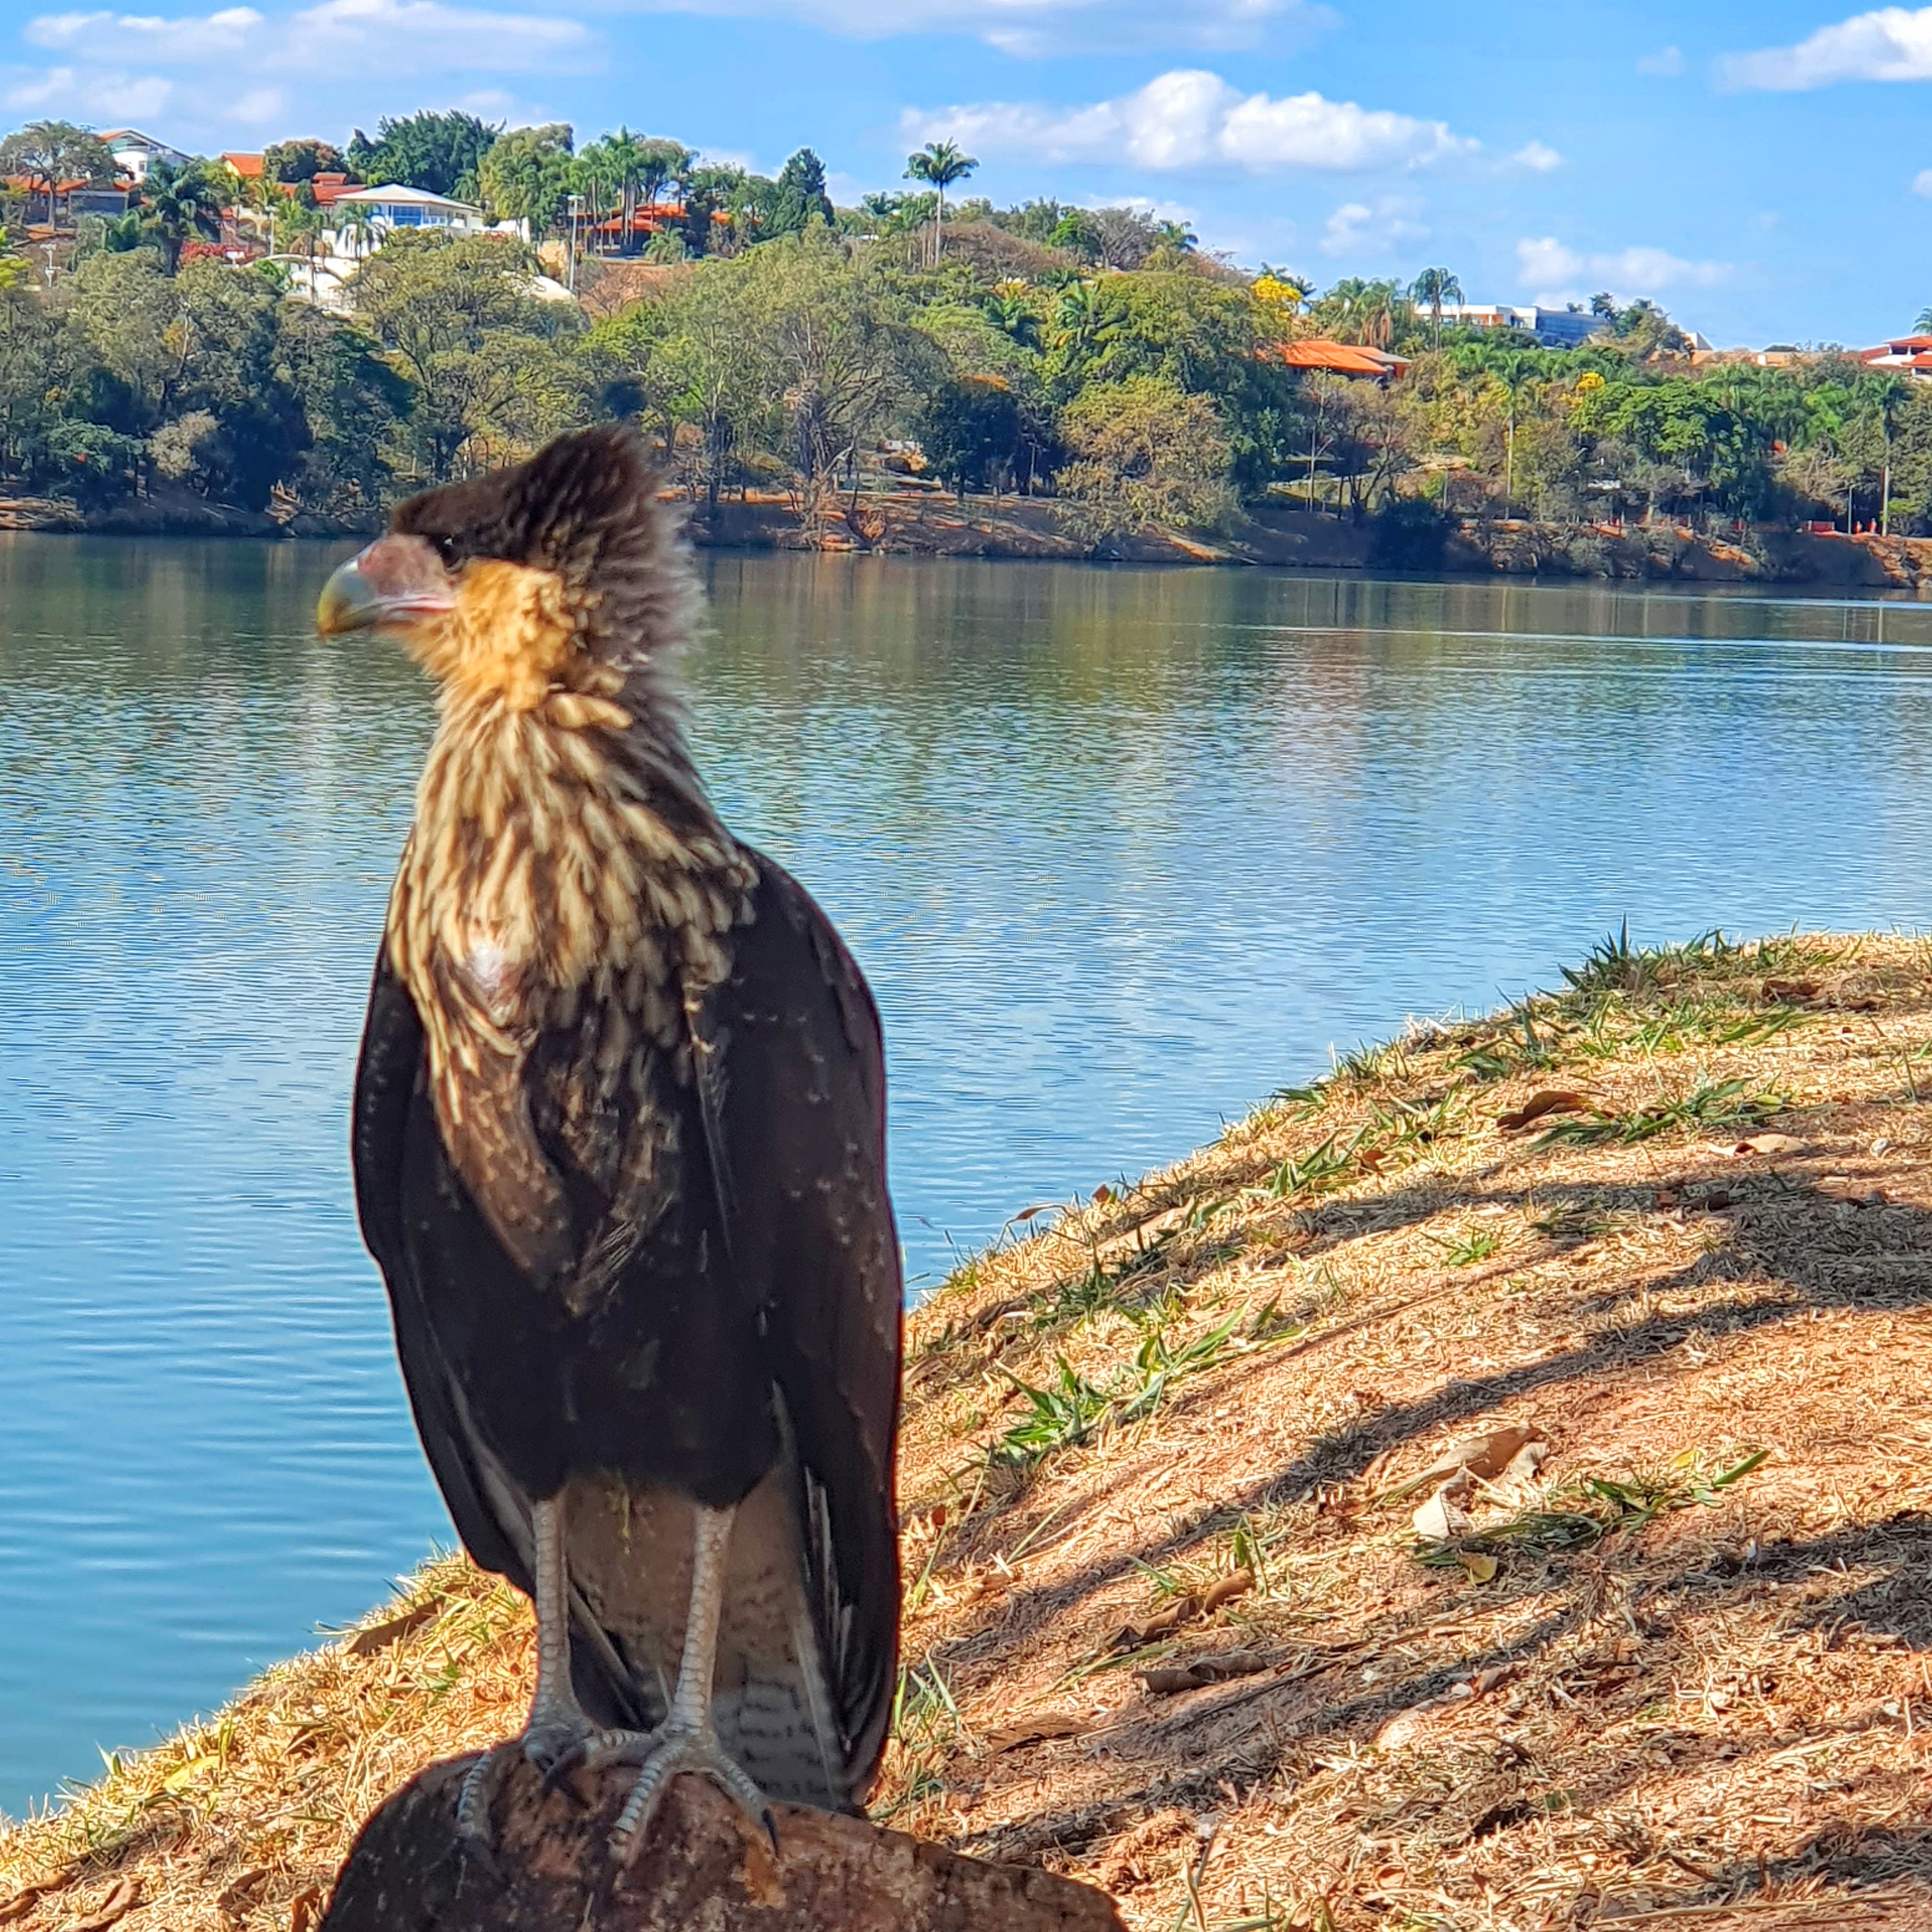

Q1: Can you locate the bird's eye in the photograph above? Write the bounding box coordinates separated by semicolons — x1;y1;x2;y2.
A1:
433;535;461;569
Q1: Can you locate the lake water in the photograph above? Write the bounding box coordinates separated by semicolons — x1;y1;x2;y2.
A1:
5;540;1932;1816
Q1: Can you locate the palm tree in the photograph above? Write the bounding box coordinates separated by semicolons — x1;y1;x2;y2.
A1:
903;139;977;266
601;127;648;256
140;160;225;274
1410;266;1464;350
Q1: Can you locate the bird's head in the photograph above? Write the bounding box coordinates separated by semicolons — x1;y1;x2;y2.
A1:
316;425;689;714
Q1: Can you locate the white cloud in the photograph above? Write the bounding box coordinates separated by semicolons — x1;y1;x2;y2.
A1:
20;0;593;80
3;61;173;116
1509;139;1561;171
284;0;592;67
1516;234;1731;303
1636;43;1685;76
623;0;1333;56
1321;193;1425;257
1913;167;1932;194
905;69;1474;174
27;6;263;57
230;83;284;122
1722;6;1932;89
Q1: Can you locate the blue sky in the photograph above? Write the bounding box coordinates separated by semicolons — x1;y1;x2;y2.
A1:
6;0;1932;344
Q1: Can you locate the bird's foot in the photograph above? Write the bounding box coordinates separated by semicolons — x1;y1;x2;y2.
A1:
581;1722;776;1865
454;1717;599;1864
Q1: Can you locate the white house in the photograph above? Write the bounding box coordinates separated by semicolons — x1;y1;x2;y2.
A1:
98;128;190;183
328;184;489;233
282;187;570;314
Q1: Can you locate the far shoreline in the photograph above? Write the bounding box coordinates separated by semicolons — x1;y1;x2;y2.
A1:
13;488;1932;591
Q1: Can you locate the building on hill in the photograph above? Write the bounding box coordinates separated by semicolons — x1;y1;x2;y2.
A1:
326;184;487;233
1269;341;1411;383
98;129;189;183
1436;302;1598;349
1860;334;1932;378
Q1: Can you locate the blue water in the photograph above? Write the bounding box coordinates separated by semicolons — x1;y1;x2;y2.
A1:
4;539;1932;1816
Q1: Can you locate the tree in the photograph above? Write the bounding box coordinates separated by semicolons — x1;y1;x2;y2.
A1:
136;159;225;275
477;125;576;236
261;139;347;185
347;228;583;480
1409;266;1464;351
0;121;116;227
903;141;977;266
921;374;1022;497
1057;374;1234;536
346;112;498;198
765;149;834;241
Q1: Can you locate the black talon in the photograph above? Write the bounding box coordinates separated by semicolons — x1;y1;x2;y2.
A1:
762;1808;780;1857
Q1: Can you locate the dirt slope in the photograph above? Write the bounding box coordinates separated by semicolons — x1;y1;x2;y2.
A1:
5;931;1932;1931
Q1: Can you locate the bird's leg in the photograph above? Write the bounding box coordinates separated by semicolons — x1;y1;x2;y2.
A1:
580;1503;776;1863
457;1494;595;1850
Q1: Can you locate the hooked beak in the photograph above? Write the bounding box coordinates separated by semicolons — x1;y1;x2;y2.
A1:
316;535;457;637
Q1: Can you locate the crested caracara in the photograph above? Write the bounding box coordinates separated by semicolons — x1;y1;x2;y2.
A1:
317;425;901;1861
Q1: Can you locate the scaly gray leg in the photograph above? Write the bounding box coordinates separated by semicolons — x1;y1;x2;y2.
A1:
457;1494;596;1853
579;1503;776;1862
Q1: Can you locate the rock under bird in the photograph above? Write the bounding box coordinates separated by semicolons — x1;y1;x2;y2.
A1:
317;425;902;1860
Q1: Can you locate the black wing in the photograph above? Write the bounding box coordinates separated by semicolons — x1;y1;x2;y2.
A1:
699;852;903;1800
351;953;529;1591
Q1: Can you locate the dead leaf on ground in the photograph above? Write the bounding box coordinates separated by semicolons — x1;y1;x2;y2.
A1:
1140;1651;1269;1694
1112;1568;1255;1648
288;1884;322;1932
345;1600;439;1657
216;1867;270;1913
1498;1091;1597;1132
70;1879;139;1932
1412;1475;1475;1543
1731;1133;1809;1158
0;1873;73;1926
981;1713;1087;1754
1383;1424;1542;1503
1763;978;1820;1002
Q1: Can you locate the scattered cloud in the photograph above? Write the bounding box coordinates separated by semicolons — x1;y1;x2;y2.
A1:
3;61;173;116
1516;234;1731;302
231;83;284;121
904;69;1475;174
1913;167;1932;195
619;0;1335;57
19;0;595;82
27;6;263;58
1508;139;1561;171
1636;43;1685;76
1722;6;1932;89
1321;193;1425;257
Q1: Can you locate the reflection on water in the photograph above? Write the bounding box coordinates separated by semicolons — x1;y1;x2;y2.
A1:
3;537;1931;1814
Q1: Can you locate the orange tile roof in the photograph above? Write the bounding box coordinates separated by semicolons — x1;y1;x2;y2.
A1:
1269;339;1410;378
222;152;264;178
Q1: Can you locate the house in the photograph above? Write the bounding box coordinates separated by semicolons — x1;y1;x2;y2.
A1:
1270;341;1411;382
1860;334;1932;378
1434;302;1598;349
97;128;190;183
327;184;487;233
222;151;265;181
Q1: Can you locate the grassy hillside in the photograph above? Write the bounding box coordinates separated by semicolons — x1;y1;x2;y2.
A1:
6;931;1932;1930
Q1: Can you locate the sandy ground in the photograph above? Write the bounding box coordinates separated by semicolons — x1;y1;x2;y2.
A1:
6;931;1932;1931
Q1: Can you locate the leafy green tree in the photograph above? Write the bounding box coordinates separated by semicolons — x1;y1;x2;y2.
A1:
477;125;575;236
0;121;116;227
1409;266;1463;350
273;300;411;513
1058;374;1235;536
348;228;583;480
261;140;347;185
921;374;1021;496
903;140;977;266
764;149;836;241
346;112;499;198
135;159;225;275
